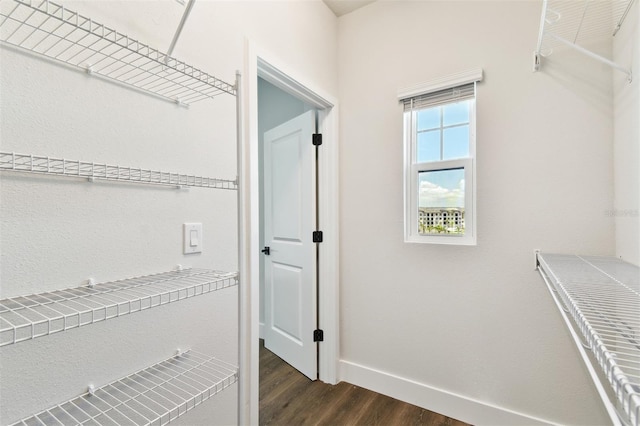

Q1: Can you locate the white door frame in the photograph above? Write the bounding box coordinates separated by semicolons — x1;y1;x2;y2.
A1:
239;39;340;425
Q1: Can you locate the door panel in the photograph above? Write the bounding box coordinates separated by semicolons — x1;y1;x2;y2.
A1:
271;135;303;241
263;109;316;380
271;263;302;342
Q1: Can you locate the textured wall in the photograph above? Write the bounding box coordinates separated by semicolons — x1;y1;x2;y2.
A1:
0;14;238;426
337;1;614;424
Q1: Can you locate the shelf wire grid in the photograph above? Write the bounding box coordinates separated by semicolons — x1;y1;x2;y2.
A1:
10;350;238;426
0;0;236;105
538;253;640;426
0;268;238;347
538;0;634;55
0;152;238;190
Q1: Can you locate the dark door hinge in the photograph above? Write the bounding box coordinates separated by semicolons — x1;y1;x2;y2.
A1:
313;329;324;342
312;231;323;243
312;133;322;146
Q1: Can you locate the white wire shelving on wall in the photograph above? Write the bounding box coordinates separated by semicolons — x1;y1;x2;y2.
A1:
534;0;634;82
537;253;640;426
0;152;238;190
0;0;236;106
0;268;238;347
10;350;238;426
1;0;246;422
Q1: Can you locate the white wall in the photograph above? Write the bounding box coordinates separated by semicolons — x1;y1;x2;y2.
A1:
613;0;640;266
0;1;337;424
337;1;614;424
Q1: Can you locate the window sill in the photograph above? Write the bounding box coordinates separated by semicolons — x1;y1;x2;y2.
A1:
404;234;477;246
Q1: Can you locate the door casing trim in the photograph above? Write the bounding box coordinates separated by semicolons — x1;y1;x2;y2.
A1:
239;38;340;425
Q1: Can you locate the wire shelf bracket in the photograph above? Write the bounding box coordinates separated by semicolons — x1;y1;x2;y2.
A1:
10;350;238;426
537;253;640;426
534;0;634;82
0;152;238;190
0;268;238;347
166;0;195;64
0;0;237;106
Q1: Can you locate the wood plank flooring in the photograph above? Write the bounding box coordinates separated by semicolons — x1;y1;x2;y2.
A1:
259;341;470;426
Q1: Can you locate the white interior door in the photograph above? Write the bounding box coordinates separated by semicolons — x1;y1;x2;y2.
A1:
263;109;317;380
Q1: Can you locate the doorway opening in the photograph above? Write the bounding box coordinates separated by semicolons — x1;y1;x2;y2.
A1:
258;78;318;379
241;49;339;424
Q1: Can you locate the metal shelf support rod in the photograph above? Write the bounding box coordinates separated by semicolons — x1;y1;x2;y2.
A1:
547;32;633;82
235;68;249;426
166;0;195;63
534;0;549;71
614;0;637;36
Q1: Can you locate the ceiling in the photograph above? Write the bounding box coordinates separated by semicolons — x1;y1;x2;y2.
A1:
322;0;377;17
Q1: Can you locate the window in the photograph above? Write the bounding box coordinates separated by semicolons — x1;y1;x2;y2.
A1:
400;70;482;245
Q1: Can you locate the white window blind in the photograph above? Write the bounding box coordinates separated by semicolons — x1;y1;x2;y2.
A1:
401;83;475;111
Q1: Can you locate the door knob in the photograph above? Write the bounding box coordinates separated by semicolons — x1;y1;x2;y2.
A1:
261;246;270;255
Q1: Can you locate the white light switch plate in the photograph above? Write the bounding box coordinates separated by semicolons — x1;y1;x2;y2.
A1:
183;223;203;254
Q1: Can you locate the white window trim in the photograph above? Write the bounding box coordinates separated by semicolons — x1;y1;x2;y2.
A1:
400;70;481;246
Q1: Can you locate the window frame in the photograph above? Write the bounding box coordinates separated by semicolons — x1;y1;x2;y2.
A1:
401;72;481;246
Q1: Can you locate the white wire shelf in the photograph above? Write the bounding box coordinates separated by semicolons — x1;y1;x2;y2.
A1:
0;0;236;105
0;268;238;347
537;253;640;426
534;0;634;80
10;350;238;426
0;152;238;190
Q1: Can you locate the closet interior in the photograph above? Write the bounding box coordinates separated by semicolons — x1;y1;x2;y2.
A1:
533;2;639;425
0;0;241;424
534;0;635;80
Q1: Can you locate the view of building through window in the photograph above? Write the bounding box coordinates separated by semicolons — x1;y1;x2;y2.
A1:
418;168;465;235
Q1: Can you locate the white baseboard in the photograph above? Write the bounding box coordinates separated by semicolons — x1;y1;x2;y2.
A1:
338;360;558;426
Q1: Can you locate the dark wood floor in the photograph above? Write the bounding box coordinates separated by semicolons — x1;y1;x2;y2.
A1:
259;341;470;426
